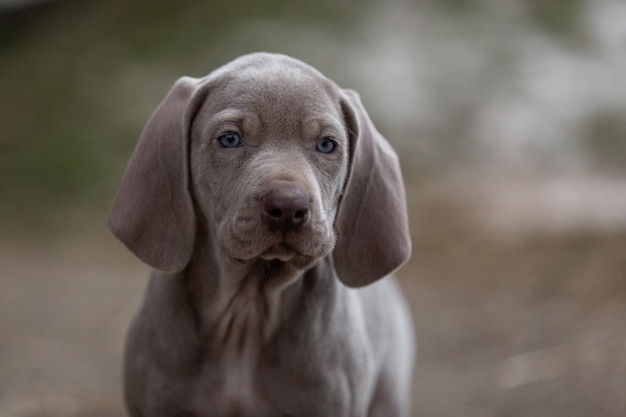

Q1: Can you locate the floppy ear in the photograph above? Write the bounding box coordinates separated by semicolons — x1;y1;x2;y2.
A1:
108;77;204;273
333;89;411;287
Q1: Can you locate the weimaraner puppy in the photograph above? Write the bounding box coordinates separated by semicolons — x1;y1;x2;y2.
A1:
109;52;414;417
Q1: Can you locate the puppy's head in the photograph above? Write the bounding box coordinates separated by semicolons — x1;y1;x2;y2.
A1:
108;53;410;286
188;54;348;271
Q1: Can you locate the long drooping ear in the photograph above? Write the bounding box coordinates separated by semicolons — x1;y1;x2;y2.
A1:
108;77;204;273
333;89;412;287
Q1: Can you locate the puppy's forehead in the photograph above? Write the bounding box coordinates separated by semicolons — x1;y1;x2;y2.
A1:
209;54;340;116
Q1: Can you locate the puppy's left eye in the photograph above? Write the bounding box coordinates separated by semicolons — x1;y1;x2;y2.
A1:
315;137;336;154
218;132;242;148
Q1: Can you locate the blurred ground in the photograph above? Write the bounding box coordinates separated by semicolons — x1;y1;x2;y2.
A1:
403;177;626;417
1;0;626;416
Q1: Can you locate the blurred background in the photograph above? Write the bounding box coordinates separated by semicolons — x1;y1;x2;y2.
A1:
1;0;625;415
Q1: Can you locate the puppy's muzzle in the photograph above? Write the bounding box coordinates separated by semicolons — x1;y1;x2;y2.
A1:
262;185;310;233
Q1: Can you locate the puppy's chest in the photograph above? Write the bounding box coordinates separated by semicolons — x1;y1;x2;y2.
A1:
194;352;341;417
196;356;268;416
189;280;355;416
196;295;276;414
194;309;341;416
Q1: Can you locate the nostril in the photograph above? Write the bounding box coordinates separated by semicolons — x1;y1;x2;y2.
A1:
294;209;307;220
268;208;282;219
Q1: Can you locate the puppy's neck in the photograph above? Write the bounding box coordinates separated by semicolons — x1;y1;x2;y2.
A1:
183;234;330;411
186;235;319;353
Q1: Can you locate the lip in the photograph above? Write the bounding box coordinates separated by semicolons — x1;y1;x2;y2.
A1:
259;243;298;262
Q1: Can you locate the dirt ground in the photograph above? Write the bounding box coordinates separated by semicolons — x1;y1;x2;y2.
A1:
1;176;625;417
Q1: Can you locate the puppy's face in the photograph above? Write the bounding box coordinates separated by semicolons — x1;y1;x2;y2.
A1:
189;61;349;270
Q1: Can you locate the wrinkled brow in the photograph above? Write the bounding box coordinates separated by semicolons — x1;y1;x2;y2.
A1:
302;116;346;140
204;109;262;137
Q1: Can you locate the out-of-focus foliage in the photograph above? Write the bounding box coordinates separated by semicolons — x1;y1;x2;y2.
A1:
585;111;626;172
0;0;373;224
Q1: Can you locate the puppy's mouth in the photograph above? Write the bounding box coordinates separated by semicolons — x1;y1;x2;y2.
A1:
259;243;298;262
226;215;332;269
254;241;318;270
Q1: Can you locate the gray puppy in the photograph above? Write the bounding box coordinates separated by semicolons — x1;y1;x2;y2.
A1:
109;53;414;417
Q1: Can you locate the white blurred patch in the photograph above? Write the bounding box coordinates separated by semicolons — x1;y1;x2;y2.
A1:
476;175;626;238
494;345;572;389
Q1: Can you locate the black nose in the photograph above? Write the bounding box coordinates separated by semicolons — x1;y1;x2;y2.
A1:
263;186;310;232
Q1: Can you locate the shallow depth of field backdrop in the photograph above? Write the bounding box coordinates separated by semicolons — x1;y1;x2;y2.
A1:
1;0;626;416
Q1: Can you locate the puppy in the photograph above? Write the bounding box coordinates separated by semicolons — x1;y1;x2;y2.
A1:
109;53;414;417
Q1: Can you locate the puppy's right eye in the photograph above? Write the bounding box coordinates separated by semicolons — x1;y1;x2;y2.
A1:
218;132;242;148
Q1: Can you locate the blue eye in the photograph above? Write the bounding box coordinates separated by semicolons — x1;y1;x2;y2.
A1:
218;132;242;148
316;137;336;154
